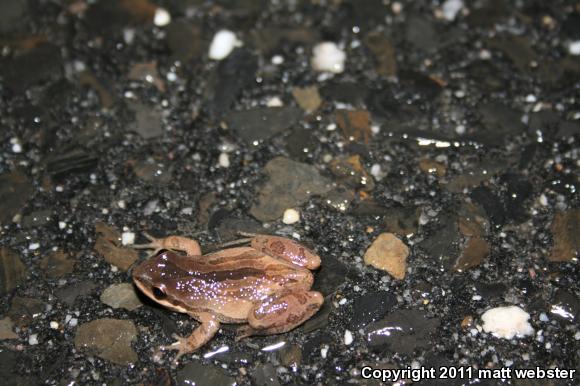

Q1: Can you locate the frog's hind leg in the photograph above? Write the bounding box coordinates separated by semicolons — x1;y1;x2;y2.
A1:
236;290;323;340
248;234;322;270
159;312;220;362
133;232;201;257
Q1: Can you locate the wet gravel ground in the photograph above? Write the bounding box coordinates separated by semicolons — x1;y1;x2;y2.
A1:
0;0;579;385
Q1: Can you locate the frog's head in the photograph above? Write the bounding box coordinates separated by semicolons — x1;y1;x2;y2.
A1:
132;251;190;312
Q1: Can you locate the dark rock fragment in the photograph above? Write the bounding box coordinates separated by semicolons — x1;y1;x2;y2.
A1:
74;318;138;365
226;107;302;144
0;248;27;296
365;310;440;355
0;171;33;225
350;291;397;330
39;250;75;279
548;209;579;262
54;281;97;307
251;363;281;386
7;296;44;327
250;157;332;222
175;361;235;386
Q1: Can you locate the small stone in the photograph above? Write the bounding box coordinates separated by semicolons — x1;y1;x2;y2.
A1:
292;86;322;113
251;363;281;386
28;334;38;345
55;281;97;307
7;296;45;327
278;344;302;367
209;30;240;60
218;153;230;168
0;317;18;340
481;306;534;339
568;40;580;56
121;232;135;246
311;42;346;73
335;110;372;144
226;107;302;144
100;283;143;311
0;247;28;296
453;237;490;272
0;171;33;225
50;321;59;329
419;159;446;177
363;32;397;77
350;291;397;329
74;318;138;365
364;233;410;280
344;330;354;345
441;0;463;21
282;208;300;224
153;7;170;26
329;155;375;192
548;209;579;262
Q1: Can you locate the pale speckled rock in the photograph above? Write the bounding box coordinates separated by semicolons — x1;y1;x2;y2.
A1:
0;317;18;340
481;306;534;339
100;283;143;311
364;233;409;279
74;318;138;365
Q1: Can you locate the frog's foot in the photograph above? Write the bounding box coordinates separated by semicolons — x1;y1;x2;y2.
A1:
133;233;202;256
133;232;164;257
158;333;191;362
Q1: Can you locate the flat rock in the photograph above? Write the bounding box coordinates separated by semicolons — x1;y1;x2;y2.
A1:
365;310;440;355
55;280;97;307
21;209;53;229
251;363;281;386
39;250;75;279
100;283;143;311
548;209;579;262
74;318;138;365
250;157;332;221
0;171;33;225
128;101;164;139
335;109;372;144
226;107;302;144
0;247;28;296
364;233;410;280
94;222;138;271
0;317;18;340
176;361;236;386
329;155;375;192
350;291;397;330
453;237;490;272
363;31;397;77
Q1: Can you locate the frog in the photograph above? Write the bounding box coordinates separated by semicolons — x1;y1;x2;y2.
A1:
131;232;324;360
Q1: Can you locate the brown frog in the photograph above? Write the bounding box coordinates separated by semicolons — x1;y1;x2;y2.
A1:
132;232;323;359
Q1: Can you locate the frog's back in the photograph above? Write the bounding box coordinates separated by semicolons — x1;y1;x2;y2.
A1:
180;247;313;321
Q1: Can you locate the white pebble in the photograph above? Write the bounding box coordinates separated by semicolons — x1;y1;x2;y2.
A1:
568;40;580;56
29;243;40;250
50;321;59;329
218;153;230;168
209;30;240;60
282;208;300;224
12;143;22;153
344;329;354;345
441;0;463;21
153;7;171;27
326;123;337;131
28;334;39;345
271;55;284;65
525;94;537;103
311;42;346;73
539;194;548;206
69;318;78;327
58;221;67;230
121;232;135;246
455;125;466;135
370;164;383;180
320;345;329;358
481;306;534;339
266;96;283;107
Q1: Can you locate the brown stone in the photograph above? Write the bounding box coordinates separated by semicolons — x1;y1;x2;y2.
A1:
292;86;322;113
548;209;580;262
0;317;18;340
364;233;410;279
74;318;138;365
419;159;446;177
0;247;27;296
94;222;138;271
39;250;75;279
329;154;375;192
454;237;490;272
364;31;397;77
335;109;372;144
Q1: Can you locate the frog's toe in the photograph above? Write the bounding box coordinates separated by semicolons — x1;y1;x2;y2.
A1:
235;326;257;341
159;334;191;360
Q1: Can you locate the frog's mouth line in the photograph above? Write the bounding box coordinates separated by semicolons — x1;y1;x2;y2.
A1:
133;278;190;314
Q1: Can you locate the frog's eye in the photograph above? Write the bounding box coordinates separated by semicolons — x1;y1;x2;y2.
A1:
152;286;166;299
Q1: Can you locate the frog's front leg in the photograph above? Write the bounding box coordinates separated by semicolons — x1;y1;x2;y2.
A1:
160;312;220;361
133;233;201;257
236;290;323;340
246;234;321;270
